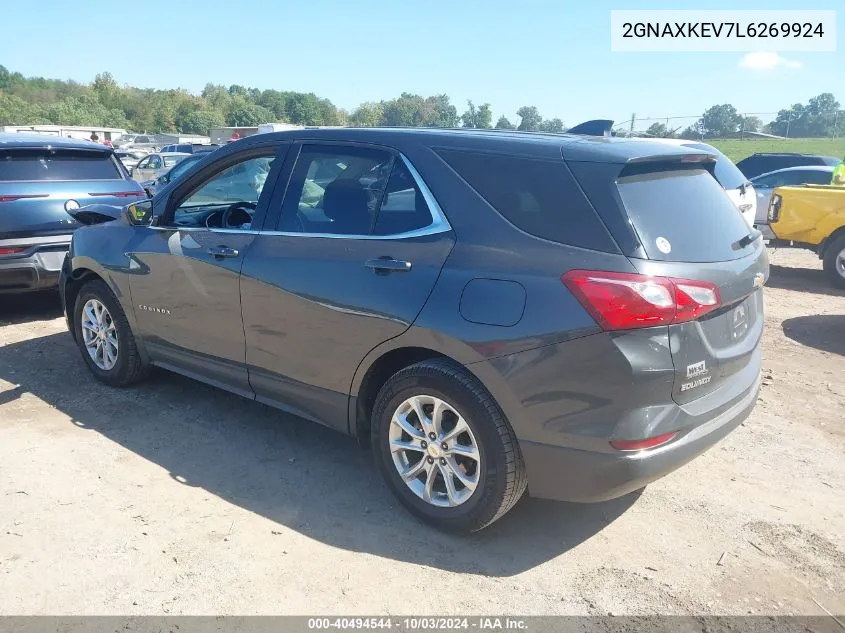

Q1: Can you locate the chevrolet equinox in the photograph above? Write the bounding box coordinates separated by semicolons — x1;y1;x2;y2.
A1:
60;128;767;533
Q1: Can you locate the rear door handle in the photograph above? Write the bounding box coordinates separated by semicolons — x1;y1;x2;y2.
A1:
207;246;240;259
365;257;412;273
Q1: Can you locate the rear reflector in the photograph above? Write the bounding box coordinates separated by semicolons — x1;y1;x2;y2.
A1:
562;270;721;331
87;191;144;198
0;247;26;255
610;432;677;451
0;194;49;203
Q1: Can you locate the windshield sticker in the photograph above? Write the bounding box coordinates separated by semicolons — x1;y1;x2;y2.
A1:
655;236;672;254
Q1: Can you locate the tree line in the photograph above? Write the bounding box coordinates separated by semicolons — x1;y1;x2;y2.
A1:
0;65;840;139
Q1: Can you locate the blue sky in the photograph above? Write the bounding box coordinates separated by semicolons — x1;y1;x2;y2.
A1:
0;0;840;127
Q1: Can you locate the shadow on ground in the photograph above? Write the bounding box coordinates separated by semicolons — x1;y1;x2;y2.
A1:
783;314;845;357
0;331;639;576
766;264;845;298
0;291;63;325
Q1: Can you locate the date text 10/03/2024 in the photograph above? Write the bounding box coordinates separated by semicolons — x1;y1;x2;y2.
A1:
307;618;529;630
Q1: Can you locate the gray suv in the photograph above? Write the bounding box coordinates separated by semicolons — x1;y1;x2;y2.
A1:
59;128;767;533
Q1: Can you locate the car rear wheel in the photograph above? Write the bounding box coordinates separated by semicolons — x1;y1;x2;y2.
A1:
372;359;527;533
73;279;149;387
822;235;845;289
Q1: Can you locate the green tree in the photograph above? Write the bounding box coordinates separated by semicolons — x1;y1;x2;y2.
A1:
539;118;564;132
495;115;516;129
92;72;120;110
645;122;677;138
349;102;383;127
284;93;322;125
0;92;48;125
516;106;542;131
461;101;493;128
176;108;225;135
741;116;762;133
257;90;288;121
698;104;743;138
227;103;275;126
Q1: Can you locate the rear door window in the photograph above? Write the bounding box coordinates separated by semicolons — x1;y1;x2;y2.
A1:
436;149;617;252
617;167;755;262
0;149;123;181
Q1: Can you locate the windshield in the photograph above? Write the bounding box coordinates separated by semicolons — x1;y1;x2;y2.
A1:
683;143;748;190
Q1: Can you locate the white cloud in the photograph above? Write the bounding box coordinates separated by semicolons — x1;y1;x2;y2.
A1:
739;52;802;71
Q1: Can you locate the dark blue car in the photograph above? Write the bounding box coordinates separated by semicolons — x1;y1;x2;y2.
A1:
0;133;146;293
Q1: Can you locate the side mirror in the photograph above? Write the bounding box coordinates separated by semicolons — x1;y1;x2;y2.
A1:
125;199;154;225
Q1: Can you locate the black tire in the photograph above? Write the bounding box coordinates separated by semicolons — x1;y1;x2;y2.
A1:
822;235;845;289
371;358;527;533
73;279;149;387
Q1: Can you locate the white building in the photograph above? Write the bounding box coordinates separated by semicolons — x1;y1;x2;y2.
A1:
1;124;129;143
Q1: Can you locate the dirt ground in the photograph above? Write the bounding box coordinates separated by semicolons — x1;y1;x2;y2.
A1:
0;248;842;617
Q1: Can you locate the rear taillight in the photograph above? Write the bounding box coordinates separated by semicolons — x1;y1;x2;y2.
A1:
0;247;26;255
87;191;144;198
562;270;721;331
0;194;49;203
768;194;782;222
610;431;678;451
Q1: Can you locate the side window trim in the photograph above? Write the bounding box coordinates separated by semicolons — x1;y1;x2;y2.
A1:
265;152;451;240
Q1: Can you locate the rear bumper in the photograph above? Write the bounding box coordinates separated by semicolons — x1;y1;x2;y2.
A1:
468;327;762;504
520;370;760;502
0;236;71;294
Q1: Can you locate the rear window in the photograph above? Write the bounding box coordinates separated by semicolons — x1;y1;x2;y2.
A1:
436;149;617;252
617;167;755;262
0;149;123;181
683;143;747;190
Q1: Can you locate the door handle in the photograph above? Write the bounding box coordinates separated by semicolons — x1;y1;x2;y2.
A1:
207;246;239;259
365;257;412;273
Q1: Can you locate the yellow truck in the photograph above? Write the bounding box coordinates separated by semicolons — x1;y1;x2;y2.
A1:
768;184;845;288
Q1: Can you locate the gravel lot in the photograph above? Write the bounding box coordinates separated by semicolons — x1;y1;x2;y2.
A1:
0;248;843;616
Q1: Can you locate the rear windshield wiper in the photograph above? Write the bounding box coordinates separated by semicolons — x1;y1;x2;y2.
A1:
736;229;760;249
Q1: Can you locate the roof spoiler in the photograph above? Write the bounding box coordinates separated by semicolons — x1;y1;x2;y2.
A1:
567;120;614;137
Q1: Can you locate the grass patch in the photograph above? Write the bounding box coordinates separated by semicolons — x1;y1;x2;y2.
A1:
708;138;845;164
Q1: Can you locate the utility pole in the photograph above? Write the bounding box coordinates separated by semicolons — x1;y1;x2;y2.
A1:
630;113;635;136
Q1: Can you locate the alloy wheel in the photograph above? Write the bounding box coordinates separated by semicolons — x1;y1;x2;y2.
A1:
81;298;119;371
389;394;481;507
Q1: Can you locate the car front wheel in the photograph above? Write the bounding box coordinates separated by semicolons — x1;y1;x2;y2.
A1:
73;279;149;387
372;359;527;533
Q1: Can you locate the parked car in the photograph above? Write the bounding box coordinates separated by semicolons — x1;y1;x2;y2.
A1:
749;166;835;239
767;184;845;287
114;149;150;175
59;128;766;532
131;152;191;183
139;152;207;197
0;133;146;294
736;153;841;180
160;143;221;154
114;134;160;152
